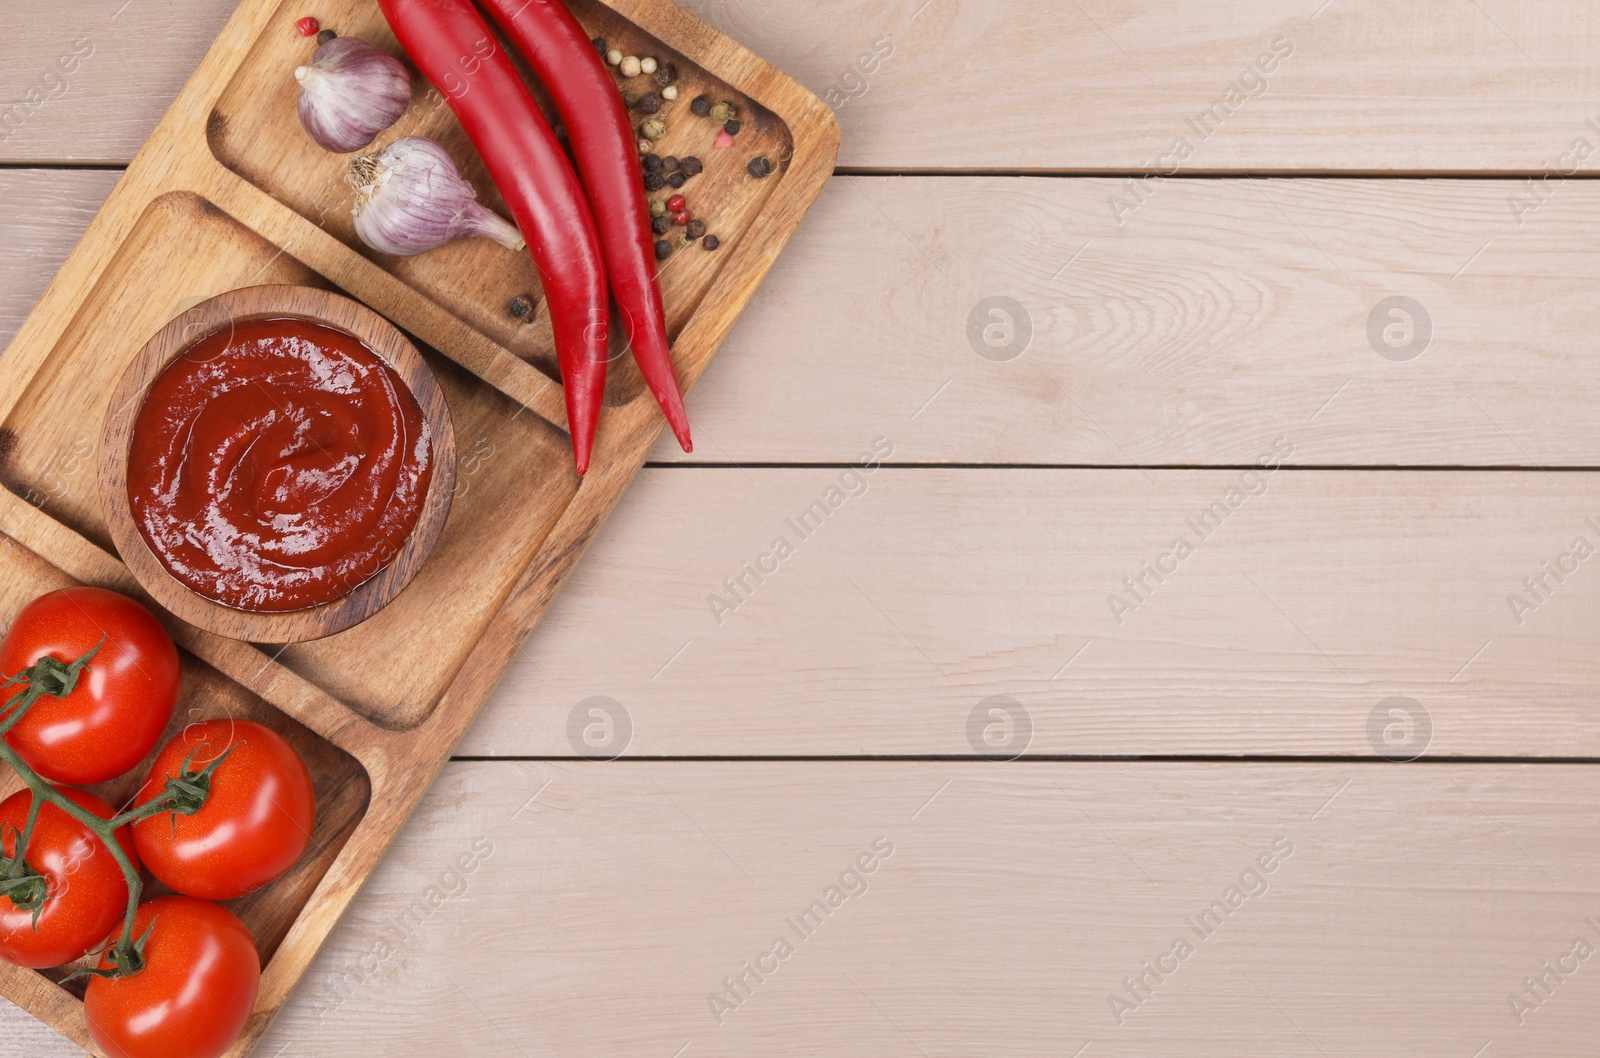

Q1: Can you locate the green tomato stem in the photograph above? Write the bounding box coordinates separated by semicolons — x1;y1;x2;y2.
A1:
8;794;43;880
0;642;146;969
0;737;144;962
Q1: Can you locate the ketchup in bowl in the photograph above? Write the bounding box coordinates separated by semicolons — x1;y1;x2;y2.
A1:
126;317;434;612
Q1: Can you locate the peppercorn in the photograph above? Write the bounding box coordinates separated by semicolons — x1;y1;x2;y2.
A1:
644;171;666;191
655;239;673;260
667;194;687;213
661;155;680;172
508;294;535;320
316;28;337;45
620;55;642;77
674;210;693;227
643;154;663;173
667;172;686;189
652;214;672;236
592;37;607;57
690;95;712;117
724;119;742;136
747;156;772;178
662;85;679;101
680;156;704;177
709;102;734;124
638;137;654;154
640;56;659;75
702;234;720;251
607;49;623;66
296;16;320;36
653;63;678;87
637;93;661;114
621;89;639;107
649;198;667;216
641;118;667;139
686;219;707;240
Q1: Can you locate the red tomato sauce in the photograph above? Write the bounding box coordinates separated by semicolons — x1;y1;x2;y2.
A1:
127;317;433;612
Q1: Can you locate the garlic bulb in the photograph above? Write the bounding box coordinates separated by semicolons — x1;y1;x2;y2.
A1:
295;37;411;153
348;137;526;256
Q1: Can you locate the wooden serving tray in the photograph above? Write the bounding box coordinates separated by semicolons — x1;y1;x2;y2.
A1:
0;0;837;1053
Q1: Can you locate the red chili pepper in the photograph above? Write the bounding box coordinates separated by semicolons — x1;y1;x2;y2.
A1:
378;0;609;475
478;0;693;454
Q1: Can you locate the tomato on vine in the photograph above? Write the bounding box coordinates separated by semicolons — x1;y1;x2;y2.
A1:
83;896;259;1058
132;719;315;901
0;587;180;785
0;786;138;969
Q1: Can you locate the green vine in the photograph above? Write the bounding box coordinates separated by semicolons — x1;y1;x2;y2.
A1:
0;644;220;977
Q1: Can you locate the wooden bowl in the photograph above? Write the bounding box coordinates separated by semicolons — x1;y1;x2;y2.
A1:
99;285;456;643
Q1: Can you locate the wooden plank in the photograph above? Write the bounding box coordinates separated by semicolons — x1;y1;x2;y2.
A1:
0;0;236;164
227;760;1600;1056
460;466;1600;758
644;173;1600;466
0;170;120;354
12;0;1600;171
14;171;1600;468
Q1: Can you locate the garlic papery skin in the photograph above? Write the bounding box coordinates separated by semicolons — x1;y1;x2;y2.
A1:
295;37;412;153
348;137;526;257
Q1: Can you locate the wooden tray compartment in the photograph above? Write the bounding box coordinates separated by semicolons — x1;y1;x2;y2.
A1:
210;0;797;403
0;0;836;1051
0;537;371;996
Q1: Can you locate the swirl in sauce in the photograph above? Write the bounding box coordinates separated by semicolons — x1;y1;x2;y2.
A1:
127;317;433;612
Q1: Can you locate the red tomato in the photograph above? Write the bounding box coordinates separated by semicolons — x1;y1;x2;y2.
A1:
132;719;315;900
0;786;137;968
1;587;180;785
84;896;259;1058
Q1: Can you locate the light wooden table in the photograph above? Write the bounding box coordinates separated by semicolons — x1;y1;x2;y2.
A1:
7;0;1600;1054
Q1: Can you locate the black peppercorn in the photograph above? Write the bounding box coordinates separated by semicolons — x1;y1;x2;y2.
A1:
747;156;772;178
316;28;337;45
662;155;680;172
655;239;674;260
644;171;666;191
643;153;663;172
653;63;677;87
690;94;711;117
637;93;661;114
686;219;706;240
652;214;673;235
508;294;535;319
680;156;703;177
592;36;607;57
702;234;720;251
667;172;686;188
621;89;638;107
724;119;742;136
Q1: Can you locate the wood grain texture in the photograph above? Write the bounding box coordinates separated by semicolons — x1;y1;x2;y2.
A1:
0;1;236;165
0;171;120;355
642;173;1600;466
239;760;1600;1057
17;171;1600;468
15;0;1600;171
462;466;1600;758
